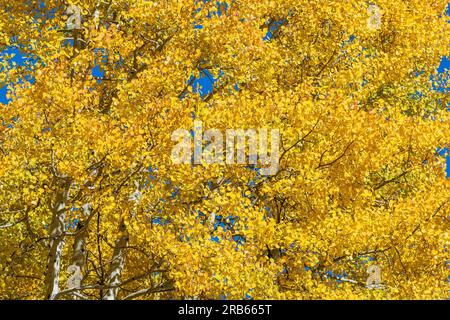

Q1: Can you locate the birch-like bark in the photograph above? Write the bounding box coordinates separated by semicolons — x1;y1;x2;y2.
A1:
66;204;90;299
71;204;90;269
44;179;71;300
102;221;129;300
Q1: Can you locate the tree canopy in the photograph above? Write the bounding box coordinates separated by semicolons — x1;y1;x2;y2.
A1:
0;0;449;299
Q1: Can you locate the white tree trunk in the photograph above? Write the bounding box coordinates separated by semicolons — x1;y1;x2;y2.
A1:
102;221;128;300
67;204;90;299
71;204;90;269
45;180;71;300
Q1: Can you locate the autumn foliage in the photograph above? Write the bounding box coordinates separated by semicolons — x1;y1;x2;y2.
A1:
0;0;449;299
